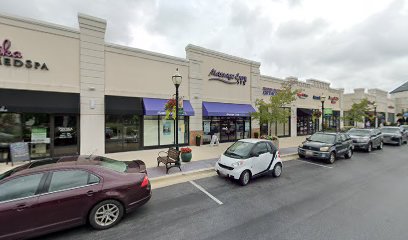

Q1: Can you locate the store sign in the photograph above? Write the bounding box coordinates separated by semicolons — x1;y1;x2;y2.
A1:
328;96;339;104
262;87;279;96
324;108;333;116
0;106;8;112
388;106;395;109
313;95;321;100
297;92;308;99
0;39;49;71
10;142;30;162
31;127;50;143
57;127;74;139
208;68;247;85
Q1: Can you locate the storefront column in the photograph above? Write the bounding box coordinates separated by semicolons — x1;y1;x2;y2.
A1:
290;107;297;137
340;110;344;129
250;63;261;137
78;14;107;155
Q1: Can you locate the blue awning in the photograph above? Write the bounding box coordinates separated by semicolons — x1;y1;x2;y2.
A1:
202;101;255;117
143;98;195;116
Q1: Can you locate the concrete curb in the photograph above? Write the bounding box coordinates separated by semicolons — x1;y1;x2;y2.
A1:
150;152;298;189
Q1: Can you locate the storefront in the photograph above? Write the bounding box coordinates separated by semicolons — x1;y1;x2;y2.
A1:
297;108;319;136
259;107;291;137
324;110;341;131
0;89;80;161
202;102;254;144
142;98;194;149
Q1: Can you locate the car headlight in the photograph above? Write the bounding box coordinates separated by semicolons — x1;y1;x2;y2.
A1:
320;146;330;152
231;160;245;167
299;143;303;148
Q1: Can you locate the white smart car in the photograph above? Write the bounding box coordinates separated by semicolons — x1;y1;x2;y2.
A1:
215;139;283;186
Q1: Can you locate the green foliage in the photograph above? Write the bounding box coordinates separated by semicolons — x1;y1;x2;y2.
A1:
252;81;298;135
342;98;371;125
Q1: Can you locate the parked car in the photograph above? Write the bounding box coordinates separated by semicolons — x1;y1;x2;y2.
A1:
215;139;282;186
401;125;408;131
347;128;383;152
0;155;151;240
380;126;408;145
298;132;353;164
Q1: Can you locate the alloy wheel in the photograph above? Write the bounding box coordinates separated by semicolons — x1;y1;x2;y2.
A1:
243;171;250;185
94;203;120;227
274;164;282;177
329;152;335;164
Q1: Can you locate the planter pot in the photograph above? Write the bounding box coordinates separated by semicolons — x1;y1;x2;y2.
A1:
181;152;192;162
195;136;201;146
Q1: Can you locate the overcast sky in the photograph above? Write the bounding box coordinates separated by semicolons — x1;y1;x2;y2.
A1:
1;0;407;93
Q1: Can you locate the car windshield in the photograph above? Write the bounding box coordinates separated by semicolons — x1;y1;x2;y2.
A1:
309;133;336;144
98;157;127;172
402;125;408;131
348;129;370;136
225;141;255;159
380;128;400;134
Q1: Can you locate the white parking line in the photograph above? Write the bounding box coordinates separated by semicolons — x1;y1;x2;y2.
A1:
295;160;333;169
189;180;223;205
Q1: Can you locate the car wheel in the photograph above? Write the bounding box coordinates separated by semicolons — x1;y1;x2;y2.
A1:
239;170;251;186
298;154;305;159
272;163;282;178
398;139;402;146
89;200;124;230
327;152;336;164
377;141;383;150
366;143;372;152
345;148;353;159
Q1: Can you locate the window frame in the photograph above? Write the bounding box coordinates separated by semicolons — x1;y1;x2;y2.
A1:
42;169;101;195
0;172;47;204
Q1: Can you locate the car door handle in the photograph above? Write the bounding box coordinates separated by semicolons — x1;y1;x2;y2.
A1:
16;203;27;212
86;190;94;196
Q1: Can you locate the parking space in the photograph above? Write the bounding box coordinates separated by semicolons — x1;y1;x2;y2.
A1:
39;144;408;240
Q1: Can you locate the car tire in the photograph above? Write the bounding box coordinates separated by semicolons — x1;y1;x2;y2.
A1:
89;200;124;230
327;152;336;164
366;143;372;152
377;141;383;150
345;148;353;159
239;170;251;186
298;154;305;159
272;163;282;178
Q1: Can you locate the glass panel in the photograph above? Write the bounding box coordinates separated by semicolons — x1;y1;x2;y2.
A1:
210;118;220;143
54;115;78;156
0;173;43;202
122;115;141;151
178;117;187;144
49;170;89;192
160;117;174;146
105;115;123;153
23;114;50;159
143;116;159;146
203;118;212;143
244;119;251;138
0;113;22;143
236;120;244;140
277;122;284;136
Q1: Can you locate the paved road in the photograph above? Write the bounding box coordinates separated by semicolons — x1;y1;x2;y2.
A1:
40;144;408;240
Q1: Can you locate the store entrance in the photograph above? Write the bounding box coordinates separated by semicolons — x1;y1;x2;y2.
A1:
53;115;79;156
202;117;251;144
220;119;236;142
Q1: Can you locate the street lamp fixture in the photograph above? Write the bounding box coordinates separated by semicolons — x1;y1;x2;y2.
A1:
172;68;182;154
321;95;326;132
373;102;377;128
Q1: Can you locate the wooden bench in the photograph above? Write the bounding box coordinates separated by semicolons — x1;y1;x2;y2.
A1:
157;148;181;174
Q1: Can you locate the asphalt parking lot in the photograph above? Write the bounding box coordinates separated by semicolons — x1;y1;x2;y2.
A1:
40;144;408;240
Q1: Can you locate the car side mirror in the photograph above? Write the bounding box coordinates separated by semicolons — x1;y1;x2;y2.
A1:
306;137;310;141
251;152;260;158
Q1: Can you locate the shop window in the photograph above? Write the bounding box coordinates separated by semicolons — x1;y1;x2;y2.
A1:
0;113;22;143
106;115;142;153
22;113;50;159
160;118;174;145
54;115;78;156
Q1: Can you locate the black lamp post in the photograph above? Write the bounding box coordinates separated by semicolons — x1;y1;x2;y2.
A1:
321;95;326;132
373;103;377;128
172;68;182;152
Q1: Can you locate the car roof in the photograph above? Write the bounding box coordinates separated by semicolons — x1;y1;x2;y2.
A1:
238;138;271;144
313;132;339;135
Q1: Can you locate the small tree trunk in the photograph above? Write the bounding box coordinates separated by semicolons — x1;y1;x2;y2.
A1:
268;121;272;136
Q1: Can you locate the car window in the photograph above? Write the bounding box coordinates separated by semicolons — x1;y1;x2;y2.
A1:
309;133;336;144
49;170;94;192
337;134;344;142
341;134;349;140
253;142;269;155
0;173;44;202
266;142;272;153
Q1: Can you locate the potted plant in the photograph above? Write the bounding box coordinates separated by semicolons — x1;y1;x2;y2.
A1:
195;135;201;146
180;147;192;162
254;132;259;138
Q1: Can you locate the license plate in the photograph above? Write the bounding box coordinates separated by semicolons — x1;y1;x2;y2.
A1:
306;150;313;156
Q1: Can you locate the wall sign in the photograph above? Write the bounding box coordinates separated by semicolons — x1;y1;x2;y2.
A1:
0;39;49;71
388;106;395;109
10;142;30;162
297;92;308;99
208;68;247;85
262;87;279;96
324;108;333;116
313;95;321;100
328;96;339;104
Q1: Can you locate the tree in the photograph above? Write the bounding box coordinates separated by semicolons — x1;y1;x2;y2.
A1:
343;98;371;127
252;81;299;136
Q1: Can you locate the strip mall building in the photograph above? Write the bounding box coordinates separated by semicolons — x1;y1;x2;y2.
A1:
0;13;347;160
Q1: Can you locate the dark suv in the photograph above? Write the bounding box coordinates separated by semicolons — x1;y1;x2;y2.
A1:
298;132;354;164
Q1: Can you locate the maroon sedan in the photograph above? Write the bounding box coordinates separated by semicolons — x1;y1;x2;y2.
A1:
0;155;151;240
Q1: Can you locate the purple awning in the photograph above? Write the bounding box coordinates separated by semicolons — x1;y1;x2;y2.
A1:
202;101;255;117
143;98;195;116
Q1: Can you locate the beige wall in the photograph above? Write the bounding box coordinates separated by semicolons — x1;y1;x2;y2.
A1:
391;91;408;114
105;45;189;99
0;15;80;93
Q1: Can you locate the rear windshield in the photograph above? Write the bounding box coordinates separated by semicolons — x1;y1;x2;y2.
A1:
348;129;370;136
98;157;127;172
309;133;336;144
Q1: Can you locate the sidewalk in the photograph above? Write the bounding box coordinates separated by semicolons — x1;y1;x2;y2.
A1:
0;136;306;177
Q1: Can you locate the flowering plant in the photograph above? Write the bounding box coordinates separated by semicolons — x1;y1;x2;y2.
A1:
165;98;177;120
180;147;192;153
312;110;322;120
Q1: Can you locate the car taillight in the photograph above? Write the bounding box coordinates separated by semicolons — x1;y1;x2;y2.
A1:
141;175;149;188
278;150;281;158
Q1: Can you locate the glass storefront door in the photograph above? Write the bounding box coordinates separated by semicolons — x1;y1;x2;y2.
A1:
220;119;236;142
106;115;142;153
53;115;78;156
203;117;251;144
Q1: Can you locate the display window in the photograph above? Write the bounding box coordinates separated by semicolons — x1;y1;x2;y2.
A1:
203;116;251;144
